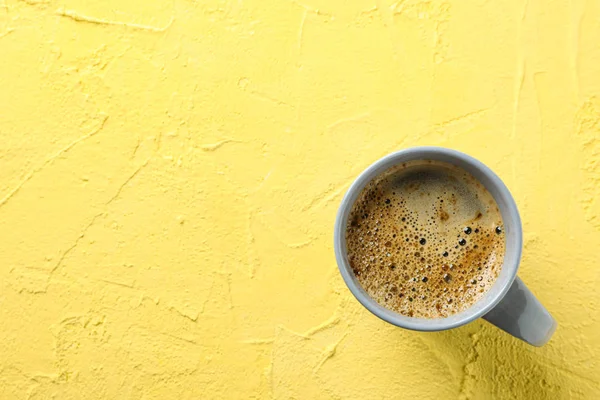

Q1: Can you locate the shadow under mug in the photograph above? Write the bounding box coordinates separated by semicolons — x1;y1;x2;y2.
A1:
334;147;556;346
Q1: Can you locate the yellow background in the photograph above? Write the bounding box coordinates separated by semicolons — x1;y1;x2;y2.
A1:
1;0;599;398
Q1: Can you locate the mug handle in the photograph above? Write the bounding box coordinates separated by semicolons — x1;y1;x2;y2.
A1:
482;277;557;346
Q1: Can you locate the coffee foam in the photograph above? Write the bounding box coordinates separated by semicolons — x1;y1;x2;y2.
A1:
346;160;505;319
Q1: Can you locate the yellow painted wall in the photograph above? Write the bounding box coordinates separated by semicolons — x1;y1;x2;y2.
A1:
1;0;599;398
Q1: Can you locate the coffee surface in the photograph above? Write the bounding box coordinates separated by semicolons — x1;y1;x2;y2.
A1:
346;160;505;318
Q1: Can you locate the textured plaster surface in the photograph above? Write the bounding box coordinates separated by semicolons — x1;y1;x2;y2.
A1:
1;0;600;398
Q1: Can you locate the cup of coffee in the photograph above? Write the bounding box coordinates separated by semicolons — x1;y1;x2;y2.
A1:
334;147;556;346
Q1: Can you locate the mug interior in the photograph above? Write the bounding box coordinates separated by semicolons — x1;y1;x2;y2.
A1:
334;147;522;331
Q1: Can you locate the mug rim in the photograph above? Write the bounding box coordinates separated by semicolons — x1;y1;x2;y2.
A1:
333;146;523;331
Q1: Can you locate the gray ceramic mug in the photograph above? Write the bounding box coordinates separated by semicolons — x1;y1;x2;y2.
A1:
334;147;556;346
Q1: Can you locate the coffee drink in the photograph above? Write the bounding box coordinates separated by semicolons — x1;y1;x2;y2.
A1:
345;160;505;318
